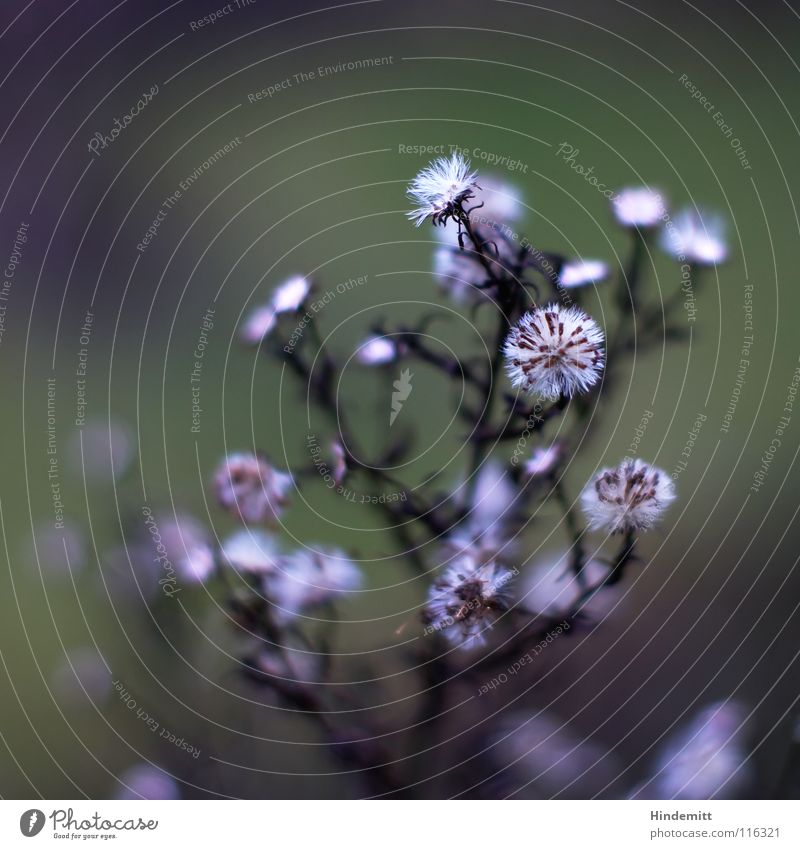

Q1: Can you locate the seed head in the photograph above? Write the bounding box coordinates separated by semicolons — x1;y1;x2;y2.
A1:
504;304;605;400
581;458;675;534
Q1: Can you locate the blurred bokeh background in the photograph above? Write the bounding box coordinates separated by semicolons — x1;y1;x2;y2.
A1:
0;0;798;799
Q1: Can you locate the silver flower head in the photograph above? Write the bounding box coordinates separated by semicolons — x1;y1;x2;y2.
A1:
423;554;513;650
266;546;361;623
504;303;605;400
613;186;666;228
407;153;478;227
220;528;280;575
662;208;728;265
581;458;676;534
214;452;293;525
559;258;610;289
356;334;399;366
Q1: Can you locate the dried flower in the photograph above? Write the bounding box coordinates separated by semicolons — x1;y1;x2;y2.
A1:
559;258;610;288
266;547;361;623
613;187;666;227
356;334;399;365
422;554;513;650
221;529;280;575
662;209;728;265
407;153;478;227
581;458;675;534
632;701;751;799
214;452;293;524
522;444;562;478
504;304;605;400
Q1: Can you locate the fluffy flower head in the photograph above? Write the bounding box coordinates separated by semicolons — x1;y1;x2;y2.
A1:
214;452;293;525
356;335;399;366
423;555;513;650
560;259;610;289
662;209;727;265
266;546;361;623
613;187;666;227
581;458;675;534
221;529;280;575
522;443;562;478
504;304;605;400
407;153;477;227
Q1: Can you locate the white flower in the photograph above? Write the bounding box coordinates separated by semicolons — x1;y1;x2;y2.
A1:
272;274;311;313
581;458;675;534
632;701;751;799
522;443;562;478
662;209;727;265
423;554;513;650
560;258;610;288
240;305;277;345
221;529;280;575
240;276;310;345
266;547;361;623
407;153;478;227
356;334;398;365
520;552;620;619
155;512;215;584
504;304;605;400
214;452;293;524
613;187;666;227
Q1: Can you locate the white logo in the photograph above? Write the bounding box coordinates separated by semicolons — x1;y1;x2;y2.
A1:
389;368;414;426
